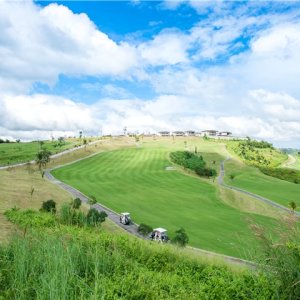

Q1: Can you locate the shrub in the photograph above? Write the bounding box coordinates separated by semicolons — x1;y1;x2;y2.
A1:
137;223;153;236
88;195;97;205
170;151;216;179
259;167;300;184
40;199;56;213
86;208;107;226
72;197;82;209
172;227;189;247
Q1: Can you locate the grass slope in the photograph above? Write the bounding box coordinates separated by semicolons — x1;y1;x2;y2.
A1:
0;139;80;166
0;212;276;299
53;139;276;258
224;158;300;211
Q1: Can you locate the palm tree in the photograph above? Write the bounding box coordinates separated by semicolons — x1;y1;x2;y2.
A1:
36;149;51;170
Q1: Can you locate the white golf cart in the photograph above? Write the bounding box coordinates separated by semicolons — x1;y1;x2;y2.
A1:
149;228;169;242
119;212;132;225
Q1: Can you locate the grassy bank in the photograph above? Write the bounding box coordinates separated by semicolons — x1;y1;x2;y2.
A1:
0;209;276;300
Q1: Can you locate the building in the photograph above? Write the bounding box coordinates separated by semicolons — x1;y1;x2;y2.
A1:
172;131;185;136
157;131;171;136
218;131;232;136
185;130;196;136
202;130;218;136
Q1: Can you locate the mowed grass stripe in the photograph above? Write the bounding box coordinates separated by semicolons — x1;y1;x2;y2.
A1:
52;145;276;258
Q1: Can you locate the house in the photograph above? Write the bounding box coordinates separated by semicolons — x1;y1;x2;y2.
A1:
218;131;232;136
185;130;196;136
172;131;185;136
202;130;218;136
157;131;171;136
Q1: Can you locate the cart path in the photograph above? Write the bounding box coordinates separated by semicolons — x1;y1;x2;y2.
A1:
218;158;300;216
0;140;100;170
45;159;255;268
281;154;296;168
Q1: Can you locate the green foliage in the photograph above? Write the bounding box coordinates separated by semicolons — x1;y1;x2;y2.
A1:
59;203;86;227
36;148;51;169
170;151;217;178
137;223;153;236
4;208;56;228
88;195;97;205
86;208;107;226
40;199;56;213
289;201;297;211
259;167;300;184
229;173;236;181
228;140;286;168
0;220;277;299
251;215;300;299
72;197;82;209
172;227;189;247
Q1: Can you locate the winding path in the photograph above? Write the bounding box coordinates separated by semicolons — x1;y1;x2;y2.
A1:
218;158;300;216
44;154;256;268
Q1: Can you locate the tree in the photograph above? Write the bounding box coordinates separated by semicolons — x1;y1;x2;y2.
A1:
137;223;153;236
88;195;97;205
36;149;51;169
72;197;82;209
289;201;297;212
86;208;107;226
172;227;189;247
229;174;236;181
79;130;83;140
40;199;56;213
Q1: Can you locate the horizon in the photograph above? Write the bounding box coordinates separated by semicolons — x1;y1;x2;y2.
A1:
1;0;300;147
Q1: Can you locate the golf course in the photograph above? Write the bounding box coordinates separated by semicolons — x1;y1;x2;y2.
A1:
52;137;287;258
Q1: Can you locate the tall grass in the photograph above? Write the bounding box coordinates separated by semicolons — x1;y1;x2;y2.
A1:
0;224;276;299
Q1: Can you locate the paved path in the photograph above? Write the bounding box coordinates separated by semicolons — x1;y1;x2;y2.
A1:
282;154;296;168
43;154;256;268
218;157;300;216
0;141;100;170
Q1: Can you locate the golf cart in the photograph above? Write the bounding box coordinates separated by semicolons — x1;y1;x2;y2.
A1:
149;228;169;242
119;212;132;225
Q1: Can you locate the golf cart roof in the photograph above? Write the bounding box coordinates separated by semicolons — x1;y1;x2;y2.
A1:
154;228;167;233
121;212;130;216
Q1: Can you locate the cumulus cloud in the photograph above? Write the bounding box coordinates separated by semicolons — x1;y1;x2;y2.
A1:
0;0;138;93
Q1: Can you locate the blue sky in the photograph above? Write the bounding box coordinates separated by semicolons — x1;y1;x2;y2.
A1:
1;0;300;146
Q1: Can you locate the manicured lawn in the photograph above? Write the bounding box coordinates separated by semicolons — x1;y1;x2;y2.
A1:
0;139;81;166
224;158;300;210
52;139;276;258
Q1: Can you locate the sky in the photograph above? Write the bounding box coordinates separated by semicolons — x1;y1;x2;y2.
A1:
1;0;300;147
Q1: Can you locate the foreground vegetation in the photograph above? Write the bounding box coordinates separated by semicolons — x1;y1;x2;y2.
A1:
0;208;278;299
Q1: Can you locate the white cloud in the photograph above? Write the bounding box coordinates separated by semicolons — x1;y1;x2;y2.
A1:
0;94;101;137
0;0;138;93
138;30;189;65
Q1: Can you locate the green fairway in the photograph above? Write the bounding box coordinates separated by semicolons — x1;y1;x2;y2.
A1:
224;158;300;211
52;138;276;258
0;139;87;166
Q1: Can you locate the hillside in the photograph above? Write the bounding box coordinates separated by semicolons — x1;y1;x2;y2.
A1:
0;208;278;299
52;137;281;258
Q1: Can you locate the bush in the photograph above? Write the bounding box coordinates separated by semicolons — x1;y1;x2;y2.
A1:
59;203;86;227
170;151;216;179
172;227;189;247
72;197;82;209
137;223;153;236
40;199;56;213
259;167;300;184
86;208;107;226
88;195;97;205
